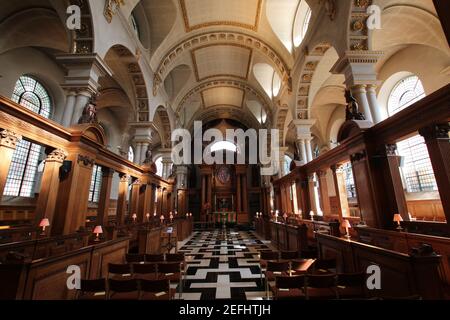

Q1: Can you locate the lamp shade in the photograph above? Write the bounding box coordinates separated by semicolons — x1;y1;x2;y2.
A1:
93;226;103;234
341;219;351;229
132;213;137;219
393;214;403;223
160;215;165;220
39;218;50;227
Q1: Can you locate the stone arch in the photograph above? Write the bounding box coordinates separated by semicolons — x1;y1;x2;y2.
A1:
104;45;149;122
152;31;292;96
153;105;173;149
176;79;272;118
295;42;333;120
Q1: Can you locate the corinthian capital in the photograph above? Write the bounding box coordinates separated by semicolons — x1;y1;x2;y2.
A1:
47;149;68;163
0;130;22;149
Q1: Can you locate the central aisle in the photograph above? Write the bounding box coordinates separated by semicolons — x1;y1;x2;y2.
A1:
177;230;274;300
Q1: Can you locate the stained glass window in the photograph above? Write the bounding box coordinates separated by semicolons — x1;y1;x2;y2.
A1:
3;76;51;197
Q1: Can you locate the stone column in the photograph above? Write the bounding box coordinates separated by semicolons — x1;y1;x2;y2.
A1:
366;84;384;123
61;91;76;127
140;143;149;166
97;167;114;226
116;174;129;225
135;143;142;165
351;85;373;123
70;91;92;125
296;139;307;164
34;149;67;228
305;138;314;162
0;130;22;197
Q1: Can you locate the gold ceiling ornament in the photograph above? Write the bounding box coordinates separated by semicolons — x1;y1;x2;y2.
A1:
104;0;125;24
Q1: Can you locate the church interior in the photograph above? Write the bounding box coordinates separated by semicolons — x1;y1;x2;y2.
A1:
0;0;449;301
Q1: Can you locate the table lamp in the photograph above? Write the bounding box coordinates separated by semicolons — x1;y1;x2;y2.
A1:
39;218;50;235
160;214;165;224
146;213;150;222
132;213;137;223
93;225;103;242
170;212;174;222
309;210;315;221
341;219;351;240
393;214;403;231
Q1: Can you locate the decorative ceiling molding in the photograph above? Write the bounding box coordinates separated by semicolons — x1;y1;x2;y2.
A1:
190;43;253;82
348;0;372;51
70;0;94;54
187;106;260;131
175;78;272;116
152;31;291;96
111;45;149;122
296;43;332;120
200;86;245;109
104;0;125;24
179;0;262;32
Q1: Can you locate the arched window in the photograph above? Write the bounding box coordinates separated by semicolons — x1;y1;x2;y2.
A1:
155;157;163;177
12;76;52;118
128;146;134;162
293;4;311;47
388;76;437;193
284;155;292;176
130;13;140;39
387;75;425;116
3;76;51;197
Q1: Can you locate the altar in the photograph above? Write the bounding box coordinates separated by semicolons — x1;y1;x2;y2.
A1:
213;212;237;224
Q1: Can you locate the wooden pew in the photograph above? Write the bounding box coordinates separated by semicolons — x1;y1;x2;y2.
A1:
355;226;450;288
0;237;129;300
316;233;444;299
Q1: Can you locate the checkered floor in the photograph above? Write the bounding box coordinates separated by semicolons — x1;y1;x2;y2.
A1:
174;229;275;300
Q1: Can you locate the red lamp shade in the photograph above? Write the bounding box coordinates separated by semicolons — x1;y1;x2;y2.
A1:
39;218;50;228
93;226;103;235
393;214;403;223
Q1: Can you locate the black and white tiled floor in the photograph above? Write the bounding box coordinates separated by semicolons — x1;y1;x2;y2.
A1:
175;229;275;300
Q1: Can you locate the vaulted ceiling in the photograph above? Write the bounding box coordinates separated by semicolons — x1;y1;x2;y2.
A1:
131;0;314;129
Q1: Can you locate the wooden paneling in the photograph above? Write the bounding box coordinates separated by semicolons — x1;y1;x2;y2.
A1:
407;199;445;222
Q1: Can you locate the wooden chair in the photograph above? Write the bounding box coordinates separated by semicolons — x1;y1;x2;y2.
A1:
126;253;145;264
259;251;280;281
271;275;306;300
312;258;337;274
76;279;107;300
107;263;133;280
265;260;290;299
145;254;165;263
305;274;338;300
336;273;366;299
139;279;175;300
132;263;158;280
157;262;183;299
108;278;140;300
166;253;187;285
